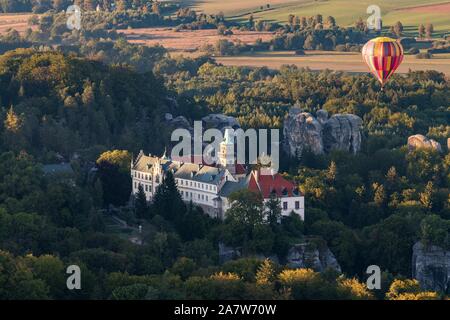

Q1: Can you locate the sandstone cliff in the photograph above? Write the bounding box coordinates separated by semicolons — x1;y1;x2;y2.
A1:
408;134;442;153
283;108;363;157
412;241;449;293
286;242;341;273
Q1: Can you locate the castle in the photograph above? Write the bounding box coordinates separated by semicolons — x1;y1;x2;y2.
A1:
131;129;305;220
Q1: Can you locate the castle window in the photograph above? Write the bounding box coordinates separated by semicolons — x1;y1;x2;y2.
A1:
295;201;300;210
145;185;148;192
206;196;208;201
283;202;288;210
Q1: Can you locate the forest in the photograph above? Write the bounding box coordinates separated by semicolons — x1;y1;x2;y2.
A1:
0;45;448;299
0;4;449;300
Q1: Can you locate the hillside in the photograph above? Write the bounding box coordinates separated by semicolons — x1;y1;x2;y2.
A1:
183;0;450;35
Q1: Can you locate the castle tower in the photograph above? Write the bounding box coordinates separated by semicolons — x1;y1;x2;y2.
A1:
218;128;236;174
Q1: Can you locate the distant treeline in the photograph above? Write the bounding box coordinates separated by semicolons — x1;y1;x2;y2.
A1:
0;0;178;13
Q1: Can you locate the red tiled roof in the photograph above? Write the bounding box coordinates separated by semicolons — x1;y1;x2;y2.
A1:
235;163;246;174
248;171;299;198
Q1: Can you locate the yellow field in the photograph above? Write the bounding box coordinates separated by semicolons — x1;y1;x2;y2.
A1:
0;13;34;34
215;51;450;75
121;27;274;51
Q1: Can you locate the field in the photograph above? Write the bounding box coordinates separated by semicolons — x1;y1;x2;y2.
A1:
0;10;448;76
121;27;274;51
181;0;450;35
215;51;450;75
0;13;34;34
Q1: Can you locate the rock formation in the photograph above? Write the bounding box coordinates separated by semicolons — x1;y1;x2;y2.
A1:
408;134;443;153
412;242;449;293
323;114;363;154
283;108;363;157
286;242;341;273
202;114;240;132
283;108;324;156
165;113;192;130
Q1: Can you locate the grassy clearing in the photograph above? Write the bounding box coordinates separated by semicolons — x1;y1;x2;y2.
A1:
185;0;450;36
0;13;34;34
215;50;450;75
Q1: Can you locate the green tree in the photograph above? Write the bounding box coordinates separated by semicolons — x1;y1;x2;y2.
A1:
110;284;149;300
255;259;275;285
265;193;281;227
115;0;130;11
418;24;425;38
373;183;386;207
170;257;197;280
96;150;132;206
393;21;403;37
179;202;207;241
135;184;149;219
226;190;264;230
425;23;434;38
152;170;185;222
419;181;434;210
326;161;337;183
420;215;450;249
151;1;160;15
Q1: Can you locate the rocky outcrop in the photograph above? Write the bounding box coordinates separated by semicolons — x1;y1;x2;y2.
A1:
283;108;324;156
219;242;241;263
165;113;192;131
283;108;362;157
412;242;450;293
287;242;341;273
408;134;443;153
323;114;363;154
164;113;241;134
202;114;240;132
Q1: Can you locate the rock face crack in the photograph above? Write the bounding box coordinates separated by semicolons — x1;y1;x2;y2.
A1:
412;242;449;293
283;108;363;157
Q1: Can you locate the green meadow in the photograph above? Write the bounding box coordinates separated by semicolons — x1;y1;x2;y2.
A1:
183;0;450;36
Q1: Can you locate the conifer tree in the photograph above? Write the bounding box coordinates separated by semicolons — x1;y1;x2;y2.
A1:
265;193;281;227
135;184;149;219
256;259;275;285
152;170;185;221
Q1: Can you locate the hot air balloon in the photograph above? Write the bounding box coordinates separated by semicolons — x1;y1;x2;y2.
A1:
362;37;404;90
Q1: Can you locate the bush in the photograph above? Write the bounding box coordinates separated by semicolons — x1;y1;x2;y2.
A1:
407;47;420;55
416;52;433;59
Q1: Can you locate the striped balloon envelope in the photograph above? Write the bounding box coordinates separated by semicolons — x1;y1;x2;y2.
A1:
362;37;404;89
